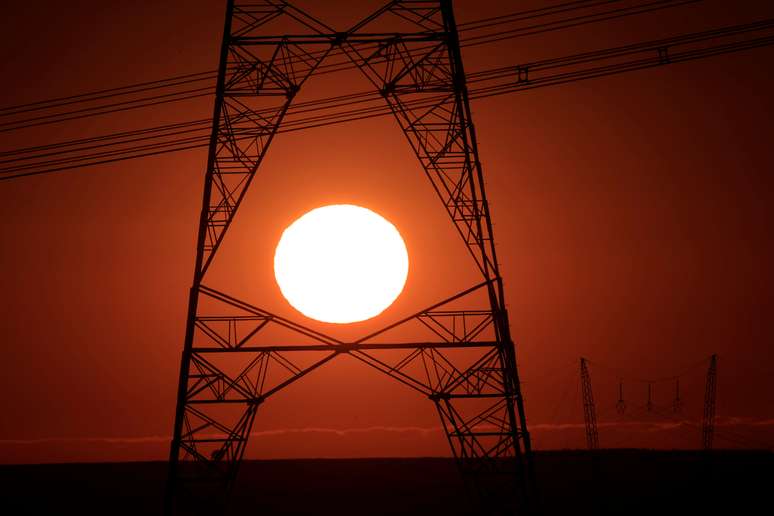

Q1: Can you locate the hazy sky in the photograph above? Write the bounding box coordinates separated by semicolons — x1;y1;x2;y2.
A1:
1;0;773;463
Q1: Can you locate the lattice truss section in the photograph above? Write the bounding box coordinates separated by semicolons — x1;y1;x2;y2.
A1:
343;2;498;277
348;281;527;506
199;2;335;275
177;283;524;491
168;1;532;514
176;286;340;496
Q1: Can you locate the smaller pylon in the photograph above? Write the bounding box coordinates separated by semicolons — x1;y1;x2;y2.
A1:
616;380;626;415
580;358;599;450
646;382;654;412
702;354;718;450
673;378;682;413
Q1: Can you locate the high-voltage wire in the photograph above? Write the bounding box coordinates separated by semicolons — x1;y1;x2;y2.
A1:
0;0;699;133
3;28;771;179
4;12;773;180
0;1;686;117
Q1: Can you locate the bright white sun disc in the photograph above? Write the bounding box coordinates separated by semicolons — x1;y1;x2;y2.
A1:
273;204;409;324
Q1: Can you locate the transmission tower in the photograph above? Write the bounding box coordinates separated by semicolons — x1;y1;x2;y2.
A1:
646;382;654;412
615;379;626;415
702;354;717;450
165;1;534;514
672;378;682;413
580;358;599;450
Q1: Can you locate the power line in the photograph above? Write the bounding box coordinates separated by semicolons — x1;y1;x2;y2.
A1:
2;14;772;180
0;70;218;116
0;118;212;158
0;0;699;133
0;1;645;114
0;89;213;135
462;0;701;48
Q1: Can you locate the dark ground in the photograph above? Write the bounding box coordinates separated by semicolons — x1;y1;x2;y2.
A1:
1;450;771;515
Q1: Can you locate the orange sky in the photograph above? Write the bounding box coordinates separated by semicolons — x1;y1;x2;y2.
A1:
1;0;774;464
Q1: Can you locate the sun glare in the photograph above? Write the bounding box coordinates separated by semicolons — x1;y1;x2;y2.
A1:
273;204;409;324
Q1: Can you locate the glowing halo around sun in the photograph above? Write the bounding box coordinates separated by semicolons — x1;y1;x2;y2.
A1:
273;204;409;324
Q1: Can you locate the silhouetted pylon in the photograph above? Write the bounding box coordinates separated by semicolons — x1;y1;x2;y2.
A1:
646;382;654;412
580;357;599;450
616;379;626;415
702;354;717;450
672;378;682;413
164;1;534;514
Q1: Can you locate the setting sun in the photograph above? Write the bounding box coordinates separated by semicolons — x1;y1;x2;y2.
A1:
273;204;409;324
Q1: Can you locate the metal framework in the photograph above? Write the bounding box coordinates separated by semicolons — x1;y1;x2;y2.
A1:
615;379;626;415
646;381;654;412
165;1;533;514
579;357;599;450
702;354;717;450
673;378;682;413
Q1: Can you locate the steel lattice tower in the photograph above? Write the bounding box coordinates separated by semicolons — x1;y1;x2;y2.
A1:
165;1;534;514
702;354;717;450
579;357;599;450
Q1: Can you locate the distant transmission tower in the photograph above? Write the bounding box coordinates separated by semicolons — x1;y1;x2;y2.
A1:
672;378;682;413
702;354;717;450
165;1;533;514
646;382;654;412
615;379;626;415
580;358;599;450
